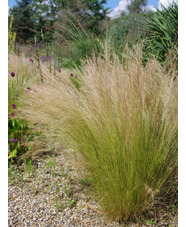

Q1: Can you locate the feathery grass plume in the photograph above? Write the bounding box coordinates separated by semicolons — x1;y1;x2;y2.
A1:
21;45;177;222
8;52;40;119
8;53;41;108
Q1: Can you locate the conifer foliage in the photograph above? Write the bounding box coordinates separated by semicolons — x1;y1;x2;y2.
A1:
10;0;35;43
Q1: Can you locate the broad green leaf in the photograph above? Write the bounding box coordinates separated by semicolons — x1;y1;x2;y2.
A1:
8;149;17;159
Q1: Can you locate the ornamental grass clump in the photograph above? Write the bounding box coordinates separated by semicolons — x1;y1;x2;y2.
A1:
8;53;41;116
8;53;40;97
22;46;177;222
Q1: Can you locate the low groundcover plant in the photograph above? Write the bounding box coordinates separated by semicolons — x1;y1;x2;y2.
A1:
21;46;177;222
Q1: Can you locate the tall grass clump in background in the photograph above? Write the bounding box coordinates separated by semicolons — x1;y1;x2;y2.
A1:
21;45;177;222
53;10;104;69
8;53;40;110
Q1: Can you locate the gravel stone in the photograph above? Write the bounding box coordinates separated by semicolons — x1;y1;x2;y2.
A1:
9;149;178;226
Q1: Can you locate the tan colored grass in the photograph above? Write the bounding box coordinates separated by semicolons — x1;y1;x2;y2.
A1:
21;45;177;222
8;52;78;157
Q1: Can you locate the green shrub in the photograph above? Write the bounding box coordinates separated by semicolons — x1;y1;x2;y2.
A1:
22;46;177;222
106;13;153;53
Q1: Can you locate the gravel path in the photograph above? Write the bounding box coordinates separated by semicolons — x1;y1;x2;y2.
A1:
8;149;178;226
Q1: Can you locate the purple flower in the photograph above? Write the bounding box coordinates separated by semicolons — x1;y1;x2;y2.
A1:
12;104;16;109
10;139;18;142
40;55;46;62
11;113;15;117
75;75;78;79
58;69;61;73
27;87;31;90
46;128;49;131
10;72;15;77
18;111;21;114
70;73;73;77
29;58;34;63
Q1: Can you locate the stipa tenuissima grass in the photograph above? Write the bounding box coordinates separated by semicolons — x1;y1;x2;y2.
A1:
21;45;178;222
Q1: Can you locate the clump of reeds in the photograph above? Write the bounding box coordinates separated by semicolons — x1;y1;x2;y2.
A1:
21;45;178;222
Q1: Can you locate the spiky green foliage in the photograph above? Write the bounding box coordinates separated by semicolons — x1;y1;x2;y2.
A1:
143;2;178;62
22;46;177;222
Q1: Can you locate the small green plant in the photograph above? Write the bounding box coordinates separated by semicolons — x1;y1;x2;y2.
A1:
54;198;64;211
54;202;63;211
23;159;36;177
8;119;32;159
65;188;71;197
170;204;176;215
67;199;75;207
144;219;155;225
